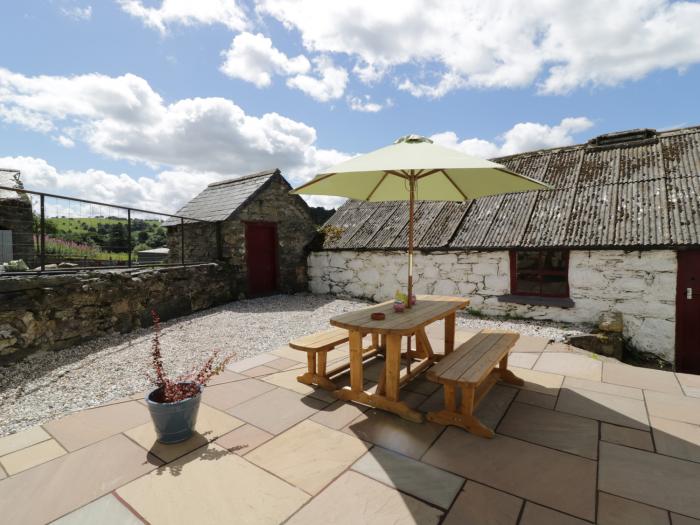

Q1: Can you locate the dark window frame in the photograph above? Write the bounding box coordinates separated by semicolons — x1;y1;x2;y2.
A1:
509;250;570;298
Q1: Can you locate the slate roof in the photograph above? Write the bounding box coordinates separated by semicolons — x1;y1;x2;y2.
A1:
165;169;281;225
321;126;700;250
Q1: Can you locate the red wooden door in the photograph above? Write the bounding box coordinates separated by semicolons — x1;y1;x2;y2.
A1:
245;222;277;296
676;250;700;373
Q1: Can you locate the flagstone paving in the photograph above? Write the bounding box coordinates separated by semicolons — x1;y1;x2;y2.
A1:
1;337;699;524
443;481;523;525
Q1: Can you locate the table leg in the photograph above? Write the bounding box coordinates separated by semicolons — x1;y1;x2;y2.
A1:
385;334;401;401
444;313;456;355
349;330;364;393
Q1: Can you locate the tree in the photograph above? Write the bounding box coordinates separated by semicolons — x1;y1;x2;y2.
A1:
107;223;130;253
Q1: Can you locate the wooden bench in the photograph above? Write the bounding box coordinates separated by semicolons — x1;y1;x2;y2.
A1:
425;329;523;438
290;328;379;390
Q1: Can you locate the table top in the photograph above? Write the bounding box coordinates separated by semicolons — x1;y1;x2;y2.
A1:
330;295;469;335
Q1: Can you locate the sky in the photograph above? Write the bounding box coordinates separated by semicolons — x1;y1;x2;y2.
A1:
1;0;699;212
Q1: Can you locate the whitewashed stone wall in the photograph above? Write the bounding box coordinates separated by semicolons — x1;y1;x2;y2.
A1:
308;249;677;361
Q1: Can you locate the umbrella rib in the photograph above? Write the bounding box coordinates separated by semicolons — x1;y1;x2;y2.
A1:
442;170;469;200
290;172;337;192
366;172;389;201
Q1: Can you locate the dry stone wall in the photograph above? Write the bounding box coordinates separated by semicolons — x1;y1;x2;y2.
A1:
0;263;235;361
308;249;677;361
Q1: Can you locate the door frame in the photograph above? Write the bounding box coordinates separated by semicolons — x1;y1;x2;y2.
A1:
244;221;279;296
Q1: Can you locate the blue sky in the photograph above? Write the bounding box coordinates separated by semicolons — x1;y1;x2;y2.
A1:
1;0;699;210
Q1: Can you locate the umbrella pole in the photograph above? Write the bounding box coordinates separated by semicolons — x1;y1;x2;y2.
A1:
407;176;415;309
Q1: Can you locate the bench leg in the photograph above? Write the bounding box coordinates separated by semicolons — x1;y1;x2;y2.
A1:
296;351;337;391
426;384;495;438
498;354;524;386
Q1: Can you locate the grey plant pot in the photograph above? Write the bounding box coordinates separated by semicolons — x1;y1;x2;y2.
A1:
146;384;202;444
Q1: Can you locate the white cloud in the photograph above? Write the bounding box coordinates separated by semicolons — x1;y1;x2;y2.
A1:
0;67;333;177
0;156;222;213
117;0;247;34
220;32;310;88
347;95;390;113
0;67;354;208
286;57;348;102
258;0;700;96
431;117;594;158
60;5;92;21
53;135;75;148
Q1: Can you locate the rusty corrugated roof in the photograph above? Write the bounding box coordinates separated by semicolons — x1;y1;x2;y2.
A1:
320;125;700;250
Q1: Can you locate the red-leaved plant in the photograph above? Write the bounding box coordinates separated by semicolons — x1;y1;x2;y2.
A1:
149;310;234;403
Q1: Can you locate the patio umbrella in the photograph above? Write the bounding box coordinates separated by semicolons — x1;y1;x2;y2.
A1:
291;134;551;307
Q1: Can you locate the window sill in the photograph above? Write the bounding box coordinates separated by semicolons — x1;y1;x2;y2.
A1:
497;294;575;308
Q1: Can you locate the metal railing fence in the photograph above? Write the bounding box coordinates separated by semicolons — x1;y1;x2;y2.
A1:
0;185;218;275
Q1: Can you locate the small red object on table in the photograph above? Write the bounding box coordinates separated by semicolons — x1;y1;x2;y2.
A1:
371;312;385;321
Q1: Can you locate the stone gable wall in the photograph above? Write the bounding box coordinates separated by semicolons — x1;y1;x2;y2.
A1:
0;263;235;361
308;249;677;361
167;175;317;296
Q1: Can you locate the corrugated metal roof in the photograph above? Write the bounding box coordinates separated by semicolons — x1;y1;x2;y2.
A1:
165;169;280;225
320;125;700;250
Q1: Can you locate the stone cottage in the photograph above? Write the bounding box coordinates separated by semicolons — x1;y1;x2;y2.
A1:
167;169;317;296
309;126;700;372
0;169;34;265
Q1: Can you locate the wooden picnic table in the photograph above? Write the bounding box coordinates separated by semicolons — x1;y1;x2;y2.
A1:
330;295;469;422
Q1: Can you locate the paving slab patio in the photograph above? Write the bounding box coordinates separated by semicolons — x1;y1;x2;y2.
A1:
442;481;522;525
117;444;309;525
676;372;700;398
0;434;160;525
519;502;591;525
599;441;700;519
246;419;370;495
43;401;150;451
650;416;700;463
201;377;276;411
0;425;51;456
286;470;443;525
0;438;66;475
3;345;700;524
497;401;599;459
556;387;649;430
344;408;443;460
215;423;273;455
600;423;654;451
645;390;700;425
534;352;603;381
603;362;684;395
597;492;671;525
423;428;597;520
228;387;327;434
52;494;143;525
125;404;244;463
351;446;463;509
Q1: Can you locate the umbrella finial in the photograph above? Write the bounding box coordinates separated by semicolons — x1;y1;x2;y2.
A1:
394;134;433;144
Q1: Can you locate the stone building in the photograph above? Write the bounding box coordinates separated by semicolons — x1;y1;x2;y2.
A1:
167;169;317;296
0;169;34;265
309;126;700;371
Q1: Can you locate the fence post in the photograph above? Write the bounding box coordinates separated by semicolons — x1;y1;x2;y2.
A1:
127;209;132;268
180;217;185;266
40;194;45;272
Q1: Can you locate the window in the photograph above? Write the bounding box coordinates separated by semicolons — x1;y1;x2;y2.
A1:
510;250;569;298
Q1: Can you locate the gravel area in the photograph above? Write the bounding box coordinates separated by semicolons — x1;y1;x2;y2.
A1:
0;294;590;436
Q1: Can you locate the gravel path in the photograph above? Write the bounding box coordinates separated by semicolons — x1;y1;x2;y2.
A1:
0;294;590;436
